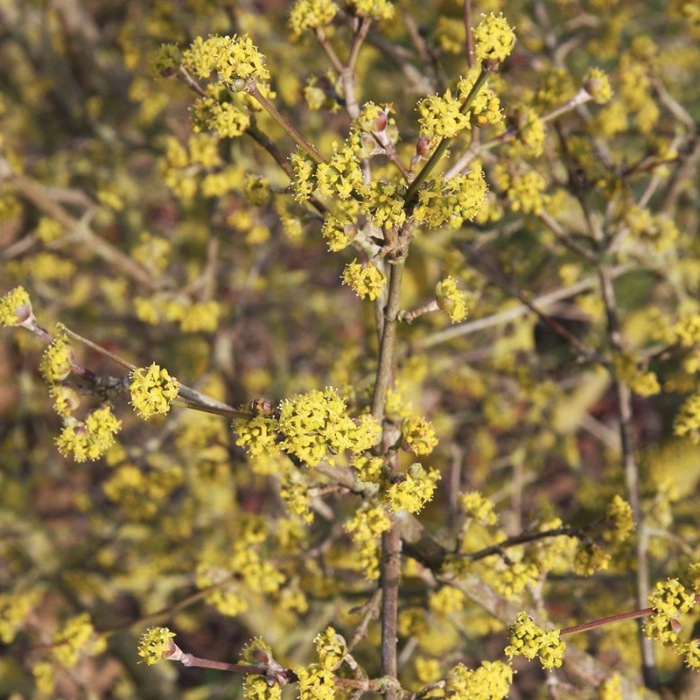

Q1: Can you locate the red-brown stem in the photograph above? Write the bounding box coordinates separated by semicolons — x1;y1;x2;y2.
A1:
559;595;700;637
245;80;324;164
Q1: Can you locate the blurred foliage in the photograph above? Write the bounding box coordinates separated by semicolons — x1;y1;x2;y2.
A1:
1;0;699;698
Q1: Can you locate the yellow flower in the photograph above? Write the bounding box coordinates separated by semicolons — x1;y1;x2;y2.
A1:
129;363;180;419
436;277;468;323
39;336;74;383
473;13;516;64
342;260;387;301
289;0;338;38
137;627;177;666
0;286;33;327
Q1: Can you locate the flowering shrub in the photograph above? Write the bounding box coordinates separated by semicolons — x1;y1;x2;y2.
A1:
1;1;699;699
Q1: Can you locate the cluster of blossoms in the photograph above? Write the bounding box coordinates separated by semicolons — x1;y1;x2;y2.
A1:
505;612;566;671
315;627;348;669
55;405;122;462
0;589;42;644
418;89;472;140
234;388;381;467
624;204;680;252
673;393;700;443
444;660;513;700
182;34;270;86
52;613;105;669
190;83;251;138
137;627;177;666
129;363;180;419
603;495;635;546
435;277;469;323
459;490;499;526
344;504;392;579
506;105;546;157
412;170;488;228
295;665;336;700
613;352;661;397
384;463;440;514
573;542;611;577
401;416;439;455
288;0;338;38
103;462;184;520
0;285;33;327
342;260;387;300
473;13;517;64
135;293;222;333
644;578;696;647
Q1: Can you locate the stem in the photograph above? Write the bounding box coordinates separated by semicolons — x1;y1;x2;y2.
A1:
404;69;490;207
598;265;657;689
244;80;324;164
371;260;405;418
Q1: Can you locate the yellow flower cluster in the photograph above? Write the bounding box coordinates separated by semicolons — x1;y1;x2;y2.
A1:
279;471;314;523
103;463;184;519
191;84;251;138
505;612;566;671
137;627;176;666
643;578;695;647
459;490;498;526
295;663;337;700
182;34;270;85
401;416;439;455
604;495;635;546
234;413;279;456
429;586;467;614
0;589;42;644
345;504;391;579
316;144;364;200
289;0;338;38
0;285;33;327
56;405;122;462
494;166;549;215
624;204;679;252
196;565;249;617
673;393;700;443
436;277;469;323
279;388;381;465
385;463;440;514
363;179;407;228
613;352;660;397
135;294;222;332
573;542;610;577
151;43;182;75
245;675;283;700
53;613;105;668
39;335;74;383
583;68;613;104
412;170;488;228
342;260;387;300
244;174;271;205
290;148;318;201
473;13;516;64
351;454;385;483
129;363;180;419
322;200;360;251
509;105;545;157
493;560;540;600
457;72;503;127
315;626;348;669
418;90;472;139
445;660;513;700
35;216;64;243
346;0;394;20
534;68;576;112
